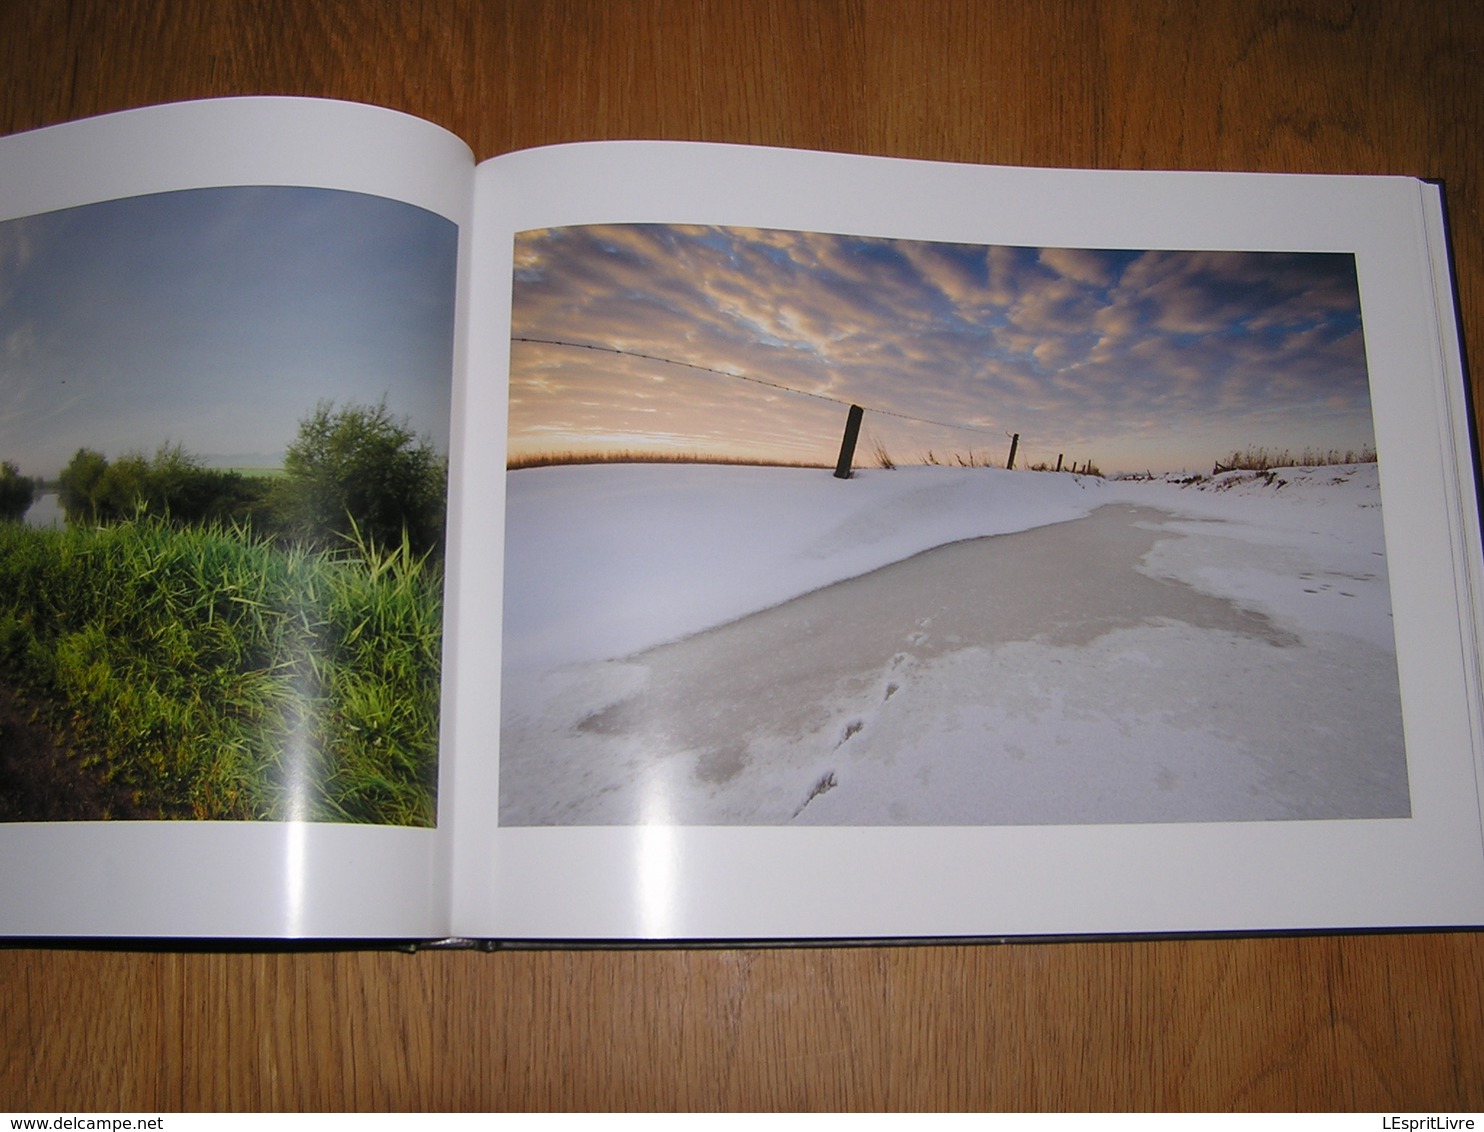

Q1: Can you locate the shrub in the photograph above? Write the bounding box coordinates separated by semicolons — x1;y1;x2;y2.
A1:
58;448;108;525
272;400;446;558
57;445;265;528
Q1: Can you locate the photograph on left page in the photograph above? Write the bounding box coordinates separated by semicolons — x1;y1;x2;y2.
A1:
0;185;456;826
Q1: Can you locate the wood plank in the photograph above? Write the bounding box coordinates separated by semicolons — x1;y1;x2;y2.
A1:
1;0;1481;1111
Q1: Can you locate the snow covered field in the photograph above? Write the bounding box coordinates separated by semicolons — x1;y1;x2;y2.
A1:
498;462;1408;826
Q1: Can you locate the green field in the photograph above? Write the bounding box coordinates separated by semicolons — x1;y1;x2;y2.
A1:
0;518;441;825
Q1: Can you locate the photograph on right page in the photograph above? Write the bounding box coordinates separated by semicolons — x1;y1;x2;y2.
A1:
497;223;1407;828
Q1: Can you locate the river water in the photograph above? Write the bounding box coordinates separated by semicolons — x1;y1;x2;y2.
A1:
23;492;63;529
499;503;1408;827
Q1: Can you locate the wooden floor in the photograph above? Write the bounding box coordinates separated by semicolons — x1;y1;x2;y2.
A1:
3;0;1482;1111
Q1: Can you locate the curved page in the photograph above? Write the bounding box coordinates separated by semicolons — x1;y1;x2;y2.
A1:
0;98;473;938
452;141;1484;940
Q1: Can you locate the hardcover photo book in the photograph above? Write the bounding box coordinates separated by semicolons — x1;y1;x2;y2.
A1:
0;97;1479;942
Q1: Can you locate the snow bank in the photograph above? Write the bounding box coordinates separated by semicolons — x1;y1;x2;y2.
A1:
1107;463;1393;650
502;463;1111;671
497;460;1403;827
502;461;1387;671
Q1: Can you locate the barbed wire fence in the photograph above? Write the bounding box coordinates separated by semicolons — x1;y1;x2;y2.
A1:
511;337;1098;478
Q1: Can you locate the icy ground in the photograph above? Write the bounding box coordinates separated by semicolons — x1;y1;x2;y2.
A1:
498;462;1408;826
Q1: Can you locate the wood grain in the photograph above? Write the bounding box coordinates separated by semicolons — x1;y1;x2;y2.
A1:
2;0;1482;1112
5;936;1483;1109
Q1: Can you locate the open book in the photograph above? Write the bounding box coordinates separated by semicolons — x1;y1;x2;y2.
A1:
1;97;1480;941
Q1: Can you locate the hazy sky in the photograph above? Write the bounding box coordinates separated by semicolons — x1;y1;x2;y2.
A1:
508;224;1375;473
0;186;457;478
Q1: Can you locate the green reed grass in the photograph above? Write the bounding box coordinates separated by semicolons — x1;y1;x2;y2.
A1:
0;519;441;825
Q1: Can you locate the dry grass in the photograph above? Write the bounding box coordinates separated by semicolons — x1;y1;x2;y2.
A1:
509;444;1113;477
920;448;996;469
508;449;828;471
1215;445;1377;473
868;433;896;470
1026;458;1101;477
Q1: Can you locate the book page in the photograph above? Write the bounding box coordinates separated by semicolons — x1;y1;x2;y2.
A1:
450;141;1484;941
0;98;473;937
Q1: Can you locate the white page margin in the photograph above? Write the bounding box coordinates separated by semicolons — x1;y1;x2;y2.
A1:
0;97;475;939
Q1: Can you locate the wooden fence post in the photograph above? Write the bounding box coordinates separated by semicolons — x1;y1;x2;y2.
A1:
1006;433;1020;470
1055;453;1063;472
834;404;864;479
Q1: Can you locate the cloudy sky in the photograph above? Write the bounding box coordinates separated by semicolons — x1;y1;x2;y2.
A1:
508;224;1375;474
0;186;457;478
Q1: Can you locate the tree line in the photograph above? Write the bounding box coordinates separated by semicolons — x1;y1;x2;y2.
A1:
0;460;35;523
1;400;447;557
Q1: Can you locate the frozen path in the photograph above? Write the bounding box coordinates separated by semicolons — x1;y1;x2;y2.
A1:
498;500;1408;826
